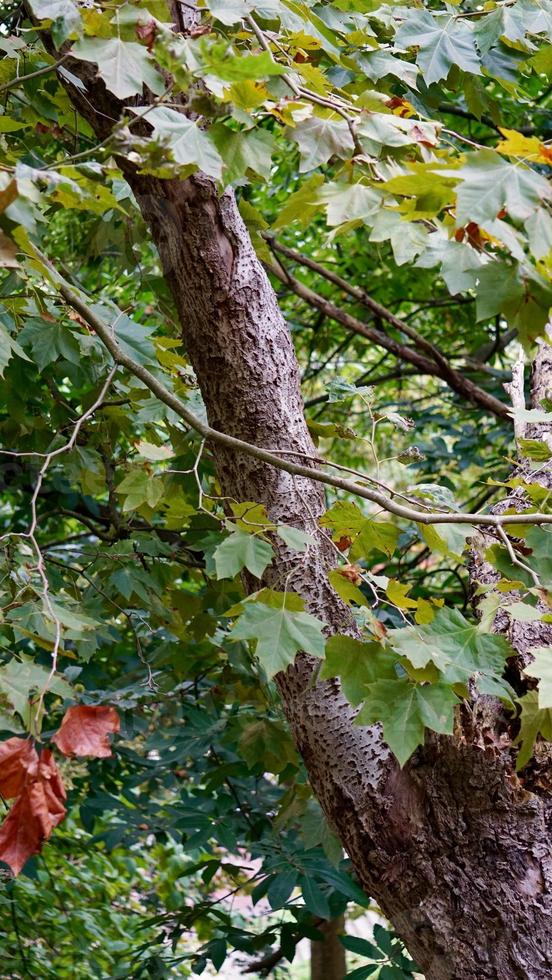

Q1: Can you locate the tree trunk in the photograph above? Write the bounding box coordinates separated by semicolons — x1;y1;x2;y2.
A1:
310;916;346;980
37;10;552;978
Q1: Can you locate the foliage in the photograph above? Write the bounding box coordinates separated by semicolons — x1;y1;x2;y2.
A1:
0;0;552;974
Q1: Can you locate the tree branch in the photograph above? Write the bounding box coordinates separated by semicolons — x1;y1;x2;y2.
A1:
266;251;510;421
35;249;552;529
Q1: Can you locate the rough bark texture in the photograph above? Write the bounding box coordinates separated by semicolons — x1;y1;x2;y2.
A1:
310;916;346;980
35;7;552;977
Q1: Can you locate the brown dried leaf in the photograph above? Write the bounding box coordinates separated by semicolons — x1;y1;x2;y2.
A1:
0;179;17;215
0;737;38;799
0;231;19;268
0;749;66;876
52;705;120;758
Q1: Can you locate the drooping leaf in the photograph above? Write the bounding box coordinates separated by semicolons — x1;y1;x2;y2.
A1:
0;749;66;876
276;525;314;553
514;691;552;770
0;323;30;375
272;173;324;229
0;738;38;800
52;705;121;758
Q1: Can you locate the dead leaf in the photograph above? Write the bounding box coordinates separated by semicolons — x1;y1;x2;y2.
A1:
339;564;363;586
52;705;120;758
0;179;17;215
0;748;66;876
136;20;157;51
0;737;38;799
0;231;19;268
336;535;352;552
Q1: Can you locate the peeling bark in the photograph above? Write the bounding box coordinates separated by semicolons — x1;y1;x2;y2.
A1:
34;8;552;976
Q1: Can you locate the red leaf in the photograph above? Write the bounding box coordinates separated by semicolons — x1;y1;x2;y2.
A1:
0;748;66;876
136;19;157;51
0;737;38;799
52;705;120;758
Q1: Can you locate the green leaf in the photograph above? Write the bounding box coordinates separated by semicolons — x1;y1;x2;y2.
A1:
141;107;223;180
475;264;524;323
341;935;381;959
0;323;30;375
350;521;399;560
419;523;474;561
328;569;367;607
527;208;552;260
450;150;551;225
206;0;256;25
357;115;437;158
388;607;512;692
386;579;417;610
357;49;418;89
320;635;397;707
267;870;297;909
29;0;81;42
291;116;354;173
276;525;314;553
213;126;276;183
300;875;330;918
321;182;381;227
524;648;552;709
0;656;72;725
214;529;274;579
72;38;164;100
29;0;77;15
18;317;81;373
0;117;28;133
92;305;157;366
514;691;552;770
369;211;429;267
116;468;165;511
518;439;552;462
320;501;366;537
272;173;324;230
229;599;325;679
355;678;458;767
205;50;286;82
395;11;481;85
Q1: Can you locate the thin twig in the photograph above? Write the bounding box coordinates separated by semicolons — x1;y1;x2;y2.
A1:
28;247;552;530
0;53;69;95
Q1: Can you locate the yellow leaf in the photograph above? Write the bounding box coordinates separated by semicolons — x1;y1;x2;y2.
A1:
386;579;418;610
496;128;543;162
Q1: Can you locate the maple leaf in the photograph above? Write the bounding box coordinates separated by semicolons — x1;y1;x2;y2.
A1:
0;749;66;876
52;705;121;758
0;737;38;799
229;598;325;680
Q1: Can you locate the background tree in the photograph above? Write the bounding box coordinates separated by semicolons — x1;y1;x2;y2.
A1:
0;0;551;977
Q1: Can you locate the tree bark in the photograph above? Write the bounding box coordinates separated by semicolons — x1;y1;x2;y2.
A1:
310;916;346;980
35;9;552;978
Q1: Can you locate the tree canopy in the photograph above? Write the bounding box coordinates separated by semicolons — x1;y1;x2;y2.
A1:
1;0;552;976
